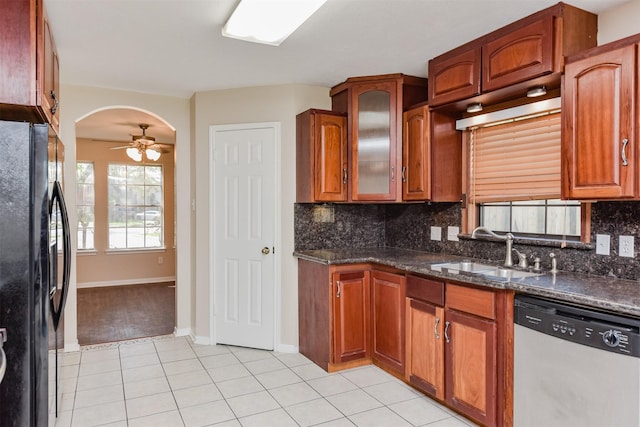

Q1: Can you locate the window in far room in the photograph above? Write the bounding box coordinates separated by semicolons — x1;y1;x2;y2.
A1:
77;162;95;250
107;163;164;249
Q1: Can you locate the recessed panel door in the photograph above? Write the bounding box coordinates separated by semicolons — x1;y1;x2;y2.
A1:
212;123;277;350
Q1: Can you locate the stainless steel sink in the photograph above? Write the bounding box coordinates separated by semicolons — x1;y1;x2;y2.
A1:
479;268;541;279
431;261;542;279
430;261;497;273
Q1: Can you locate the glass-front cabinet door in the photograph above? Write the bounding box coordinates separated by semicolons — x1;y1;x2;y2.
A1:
351;81;399;201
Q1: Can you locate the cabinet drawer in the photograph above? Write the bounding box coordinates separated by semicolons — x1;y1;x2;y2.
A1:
406;275;444;306
446;283;495;320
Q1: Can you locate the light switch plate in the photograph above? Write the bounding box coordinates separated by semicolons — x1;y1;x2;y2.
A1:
448;226;460;241
430;226;442;241
619;235;634;258
595;234;610;256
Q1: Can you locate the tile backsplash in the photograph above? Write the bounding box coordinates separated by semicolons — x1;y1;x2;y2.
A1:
294;201;640;281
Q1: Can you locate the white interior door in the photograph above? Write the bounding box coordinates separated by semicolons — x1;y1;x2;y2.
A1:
211;123;277;350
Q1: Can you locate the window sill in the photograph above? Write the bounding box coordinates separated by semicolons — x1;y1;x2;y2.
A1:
105;248;167;255
77;250;97;256
458;234;593;250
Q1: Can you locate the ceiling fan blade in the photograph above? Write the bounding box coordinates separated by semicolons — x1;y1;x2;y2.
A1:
110;145;133;150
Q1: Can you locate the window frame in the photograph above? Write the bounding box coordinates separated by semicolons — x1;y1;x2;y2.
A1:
460;107;591;244
76;161;96;251
107;162;165;250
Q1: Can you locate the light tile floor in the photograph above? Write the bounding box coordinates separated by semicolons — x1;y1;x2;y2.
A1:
51;335;479;427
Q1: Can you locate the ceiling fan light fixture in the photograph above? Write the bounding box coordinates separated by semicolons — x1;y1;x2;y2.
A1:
146;148;161;161
222;0;328;46
126;147;143;162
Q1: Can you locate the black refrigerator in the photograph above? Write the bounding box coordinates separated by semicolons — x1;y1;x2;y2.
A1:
0;120;70;426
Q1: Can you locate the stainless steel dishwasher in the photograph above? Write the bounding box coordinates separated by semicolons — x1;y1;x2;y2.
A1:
514;295;640;427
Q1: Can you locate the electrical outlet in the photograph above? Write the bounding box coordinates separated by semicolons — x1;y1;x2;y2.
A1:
158;256;164;264
619;235;635;258
430;226;442;241
595;234;610;256
448;226;460;242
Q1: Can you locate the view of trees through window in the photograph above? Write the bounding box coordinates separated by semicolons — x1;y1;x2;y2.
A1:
77;162;95;250
108;163;164;249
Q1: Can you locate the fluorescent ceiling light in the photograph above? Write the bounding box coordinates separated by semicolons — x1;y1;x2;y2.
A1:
222;0;327;46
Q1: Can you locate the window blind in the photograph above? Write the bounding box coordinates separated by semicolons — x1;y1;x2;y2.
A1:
469;112;561;203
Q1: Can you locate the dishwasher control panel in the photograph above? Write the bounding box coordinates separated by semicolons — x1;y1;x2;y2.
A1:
515;295;640;357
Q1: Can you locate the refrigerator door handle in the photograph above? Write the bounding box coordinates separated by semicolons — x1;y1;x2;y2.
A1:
49;181;70;331
0;328;6;384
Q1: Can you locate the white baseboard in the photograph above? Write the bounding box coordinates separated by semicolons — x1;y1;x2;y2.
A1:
173;327;191;338
276;343;299;353
63;340;80;352
77;276;176;288
191;335;212;345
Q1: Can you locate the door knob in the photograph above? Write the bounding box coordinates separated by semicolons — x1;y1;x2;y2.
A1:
261;247;270;255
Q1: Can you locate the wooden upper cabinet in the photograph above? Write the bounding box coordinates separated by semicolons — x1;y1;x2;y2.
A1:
428;47;481;107
402;106;462;202
482;17;553;92
403;105;431;200
562;43;637;199
0;0;61;134
350;81;399;201
428;3;596;108
330;74;428;202
42;16;61;132
296;109;348;202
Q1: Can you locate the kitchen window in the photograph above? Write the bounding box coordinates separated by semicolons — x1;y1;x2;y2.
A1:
460;100;588;242
76;162;95;250
107;163;164;249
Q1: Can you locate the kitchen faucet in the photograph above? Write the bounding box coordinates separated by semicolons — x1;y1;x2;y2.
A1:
470;226;514;267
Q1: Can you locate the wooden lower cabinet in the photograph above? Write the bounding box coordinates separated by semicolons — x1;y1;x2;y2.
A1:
371;270;406;374
406;298;445;400
406;280;513;427
333;269;371;364
298;260;371;372
445;308;497;426
300;261;513;427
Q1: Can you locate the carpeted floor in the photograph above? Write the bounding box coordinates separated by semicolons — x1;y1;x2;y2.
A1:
77;282;175;346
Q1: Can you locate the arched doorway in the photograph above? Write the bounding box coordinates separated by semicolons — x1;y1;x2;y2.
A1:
73;107;177;345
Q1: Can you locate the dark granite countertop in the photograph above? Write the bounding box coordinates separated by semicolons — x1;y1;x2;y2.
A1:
294;247;640;318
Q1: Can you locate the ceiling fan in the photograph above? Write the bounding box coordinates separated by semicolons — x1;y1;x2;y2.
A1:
111;124;171;162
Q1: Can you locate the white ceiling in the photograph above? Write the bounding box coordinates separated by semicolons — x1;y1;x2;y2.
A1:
47;0;629;141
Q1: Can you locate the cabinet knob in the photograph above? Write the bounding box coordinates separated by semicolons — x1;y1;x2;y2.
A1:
336;281;341;298
401;166;407;183
434;317;440;339
622;138;629;166
342;168;348;184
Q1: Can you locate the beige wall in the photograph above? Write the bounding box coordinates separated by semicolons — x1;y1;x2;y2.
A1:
75;138;176;286
598;0;640;44
58;85;191;351
192;84;331;349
